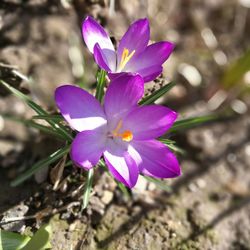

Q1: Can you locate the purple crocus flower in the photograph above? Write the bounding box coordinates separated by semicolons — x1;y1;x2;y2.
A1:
55;75;180;188
82;16;175;83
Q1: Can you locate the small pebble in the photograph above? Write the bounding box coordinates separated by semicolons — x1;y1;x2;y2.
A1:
227;153;237;163
196;178;206;189
101;190;113;205
188;183;198;192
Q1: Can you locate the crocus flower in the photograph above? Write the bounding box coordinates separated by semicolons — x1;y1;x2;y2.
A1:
82;16;174;82
55;75;180;188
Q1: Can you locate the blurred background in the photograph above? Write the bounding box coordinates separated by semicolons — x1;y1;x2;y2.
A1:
0;0;250;249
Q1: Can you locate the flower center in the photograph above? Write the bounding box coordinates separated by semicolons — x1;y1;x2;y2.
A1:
118;48;135;71
112;120;133;142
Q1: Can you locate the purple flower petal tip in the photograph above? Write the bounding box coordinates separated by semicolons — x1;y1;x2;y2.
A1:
82;15;114;55
55;85;107;132
131;140;181;179
93;43;111;71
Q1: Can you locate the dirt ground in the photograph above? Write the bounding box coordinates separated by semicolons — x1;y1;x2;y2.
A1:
0;0;250;249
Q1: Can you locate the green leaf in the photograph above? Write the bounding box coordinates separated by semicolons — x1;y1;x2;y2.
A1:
159;138;186;155
81;168;94;210
139;82;176;105
21;224;51;250
143;176;172;192
95;69;106;102
115;181;130;198
222;49;250;88
32;115;63;122
11;145;70;187
0;80;72;141
168;114;217;133
2;115;65;140
0;230;30;250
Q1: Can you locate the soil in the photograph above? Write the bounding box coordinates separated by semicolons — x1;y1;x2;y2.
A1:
0;0;250;249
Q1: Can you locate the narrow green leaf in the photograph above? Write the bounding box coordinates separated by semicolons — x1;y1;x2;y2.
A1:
139;82;176;105
21;224;51;250
0;230;30;250
2;115;65;140
0;80;72;141
11;145;70;187
82;168;94;210
65;160;73;167
95;69;106;102
159;138;186;155
169;114;217;133
32;115;63;122
143;176;172;192
116;181;130;198
222;49;250;88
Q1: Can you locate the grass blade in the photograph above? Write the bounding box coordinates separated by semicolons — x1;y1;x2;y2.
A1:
116;181;130;198
95;69;106;102
32;114;63;122
143;176;172;192
11;145;70;187
82;168;94;210
0;80;72;141
159;138;186;155
139;81;176;105
169;114;217;133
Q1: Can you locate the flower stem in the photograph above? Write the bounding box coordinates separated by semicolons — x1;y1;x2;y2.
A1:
95;69;106;102
81;69;107;210
81;168;94;210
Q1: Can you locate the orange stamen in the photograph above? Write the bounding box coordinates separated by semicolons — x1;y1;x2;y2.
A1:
112;120;133;142
121;130;133;142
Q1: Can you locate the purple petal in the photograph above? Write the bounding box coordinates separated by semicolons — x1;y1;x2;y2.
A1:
107;72;129;81
70;129;106;170
131;140;181;178
137;65;163;82
104;74;144;129
55;85;107;132
126;41;174;78
123;105;177;140
93;43;111;71
104;139;139;188
117;18;150;67
82;16;116;71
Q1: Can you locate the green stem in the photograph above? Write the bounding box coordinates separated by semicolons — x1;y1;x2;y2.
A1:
95;69;106;102
82;168;94;210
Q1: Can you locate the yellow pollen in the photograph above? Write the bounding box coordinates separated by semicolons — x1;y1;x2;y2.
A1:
118;48;136;71
112;120;133;142
121;130;133;142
